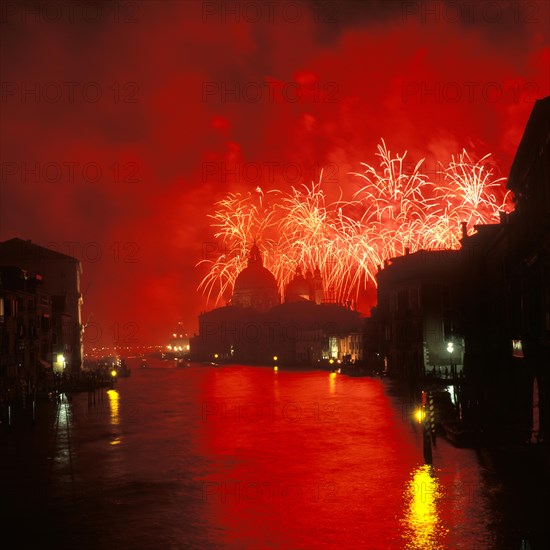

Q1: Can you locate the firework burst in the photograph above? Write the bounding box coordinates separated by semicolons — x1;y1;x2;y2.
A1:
197;141;513;307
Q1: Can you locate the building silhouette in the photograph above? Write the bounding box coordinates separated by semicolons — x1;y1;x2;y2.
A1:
192;244;362;366
375;248;463;380
0;266;52;385
373;96;550;445
0;238;83;376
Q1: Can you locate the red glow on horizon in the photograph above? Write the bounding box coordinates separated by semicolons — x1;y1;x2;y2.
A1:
1;1;548;346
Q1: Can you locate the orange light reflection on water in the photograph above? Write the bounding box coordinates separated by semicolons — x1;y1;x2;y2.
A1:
107;389;119;426
402;464;448;549
329;371;337;394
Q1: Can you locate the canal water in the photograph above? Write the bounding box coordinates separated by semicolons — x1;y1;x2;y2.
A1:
1;359;546;549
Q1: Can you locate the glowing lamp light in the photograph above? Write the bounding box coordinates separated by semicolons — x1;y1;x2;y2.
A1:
447;342;454;354
273;366;278;371
57;354;65;364
415;409;425;423
214;353;219;359
329;359;334;364
273;355;278;361
110;369;117;377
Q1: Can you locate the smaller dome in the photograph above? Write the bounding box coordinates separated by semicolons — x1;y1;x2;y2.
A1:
285;267;312;302
287;277;310;297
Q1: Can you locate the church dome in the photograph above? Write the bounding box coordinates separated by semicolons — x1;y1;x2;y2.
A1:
232;244;279;310
286;276;310;298
285;266;312;302
233;265;279;294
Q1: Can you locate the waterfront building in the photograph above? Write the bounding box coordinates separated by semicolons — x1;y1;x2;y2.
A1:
0;238;83;375
375;248;464;380
0;266;52;386
374;96;550;445
192;244;363;365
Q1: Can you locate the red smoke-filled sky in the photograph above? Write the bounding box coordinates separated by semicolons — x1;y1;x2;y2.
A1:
1;0;549;350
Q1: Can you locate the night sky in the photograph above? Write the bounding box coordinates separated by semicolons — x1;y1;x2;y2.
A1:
1;0;549;349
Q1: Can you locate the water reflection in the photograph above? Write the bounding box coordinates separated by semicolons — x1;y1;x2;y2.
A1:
402;464;448;549
54;395;72;468
273;367;280;401
107;389;119;426
329;371;337;393
14;361;534;549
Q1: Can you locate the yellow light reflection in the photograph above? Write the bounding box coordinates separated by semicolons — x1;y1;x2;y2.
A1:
329;371;337;393
107;389;119;426
402;465;447;549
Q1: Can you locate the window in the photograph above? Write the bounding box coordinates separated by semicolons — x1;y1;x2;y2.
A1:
41;315;51;331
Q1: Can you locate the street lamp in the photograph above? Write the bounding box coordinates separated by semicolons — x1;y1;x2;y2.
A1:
446;342;454;378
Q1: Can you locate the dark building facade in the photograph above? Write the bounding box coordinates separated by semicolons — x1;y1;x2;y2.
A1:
460;97;550;444
374;96;550;445
375;249;464;380
0;266;53;385
0;238;83;375
506;96;550;444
